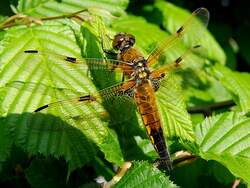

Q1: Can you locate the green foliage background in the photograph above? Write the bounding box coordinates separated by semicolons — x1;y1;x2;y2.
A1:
0;0;249;187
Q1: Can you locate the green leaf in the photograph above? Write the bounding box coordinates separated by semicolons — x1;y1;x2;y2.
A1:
157;76;194;142
208;161;235;185
133;136;157;159
195;112;250;184
212;64;250;112
172;159;235;187
17;0;128;17
0;112;98;177
0;21;123;175
113;161;178;188
171;159;209;188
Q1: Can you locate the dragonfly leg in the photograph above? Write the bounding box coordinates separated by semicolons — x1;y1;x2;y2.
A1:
121;73;125;82
100;30;118;57
103;49;118;57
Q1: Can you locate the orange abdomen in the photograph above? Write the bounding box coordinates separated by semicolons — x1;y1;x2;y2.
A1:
134;80;172;170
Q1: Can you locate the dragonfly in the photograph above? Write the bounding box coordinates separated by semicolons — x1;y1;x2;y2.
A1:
24;7;209;171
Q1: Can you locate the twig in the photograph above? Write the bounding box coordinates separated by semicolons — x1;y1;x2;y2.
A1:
232;179;241;188
173;151;198;167
40;9;87;22
0;9;88;31
103;162;132;188
187;100;235;116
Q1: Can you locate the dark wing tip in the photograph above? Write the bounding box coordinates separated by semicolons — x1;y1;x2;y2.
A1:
78;95;91;101
175;56;183;64
176;26;184;34
194;7;208;14
24;50;38;53
193;7;210;24
34;104;49;112
193;44;201;48
65;56;77;63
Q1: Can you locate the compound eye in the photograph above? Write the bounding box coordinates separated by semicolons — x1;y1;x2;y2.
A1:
128;35;135;46
112;33;126;50
129;38;135;46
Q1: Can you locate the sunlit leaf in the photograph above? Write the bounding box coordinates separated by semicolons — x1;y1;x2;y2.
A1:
113;161;178;188
17;0;129;18
195;112;250;184
212;64;250;112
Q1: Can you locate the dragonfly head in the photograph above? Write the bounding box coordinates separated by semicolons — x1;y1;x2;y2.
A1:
112;33;135;51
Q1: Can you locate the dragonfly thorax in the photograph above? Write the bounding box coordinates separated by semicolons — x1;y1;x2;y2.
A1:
133;60;150;83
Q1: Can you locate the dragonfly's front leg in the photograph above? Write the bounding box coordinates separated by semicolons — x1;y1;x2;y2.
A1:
100;31;118;57
103;49;118;57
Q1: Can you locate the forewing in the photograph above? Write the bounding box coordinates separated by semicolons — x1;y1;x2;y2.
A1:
24;50;132;71
22;50;133;89
147;7;209;67
13;80;137;132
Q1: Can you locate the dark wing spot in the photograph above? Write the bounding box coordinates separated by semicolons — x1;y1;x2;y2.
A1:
176;26;184;34
65;56;77;63
193;45;201;48
175;57;183;64
34;104;49;112
24;50;38;53
78;95;91;101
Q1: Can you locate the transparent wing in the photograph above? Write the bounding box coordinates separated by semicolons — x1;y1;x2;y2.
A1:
10;79;137;131
22;49;134;90
150;45;201;79
24;50;133;73
147;7;209;67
